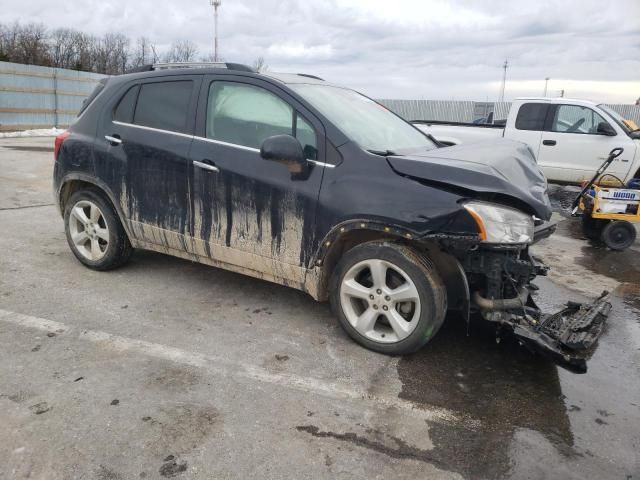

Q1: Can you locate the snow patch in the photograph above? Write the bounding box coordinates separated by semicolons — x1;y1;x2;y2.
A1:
0;128;66;138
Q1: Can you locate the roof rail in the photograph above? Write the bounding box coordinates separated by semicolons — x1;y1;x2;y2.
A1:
297;73;324;81
126;62;256;74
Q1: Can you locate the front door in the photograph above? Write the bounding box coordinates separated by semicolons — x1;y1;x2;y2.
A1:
536;104;634;183
188;76;325;287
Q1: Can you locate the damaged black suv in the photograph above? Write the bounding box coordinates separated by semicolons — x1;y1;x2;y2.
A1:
53;62;610;372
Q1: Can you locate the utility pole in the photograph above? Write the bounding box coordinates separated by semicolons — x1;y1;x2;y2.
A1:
543;77;550;97
499;59;508;103
210;0;222;62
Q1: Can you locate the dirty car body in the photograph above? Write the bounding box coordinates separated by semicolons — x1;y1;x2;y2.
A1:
53;65;610;372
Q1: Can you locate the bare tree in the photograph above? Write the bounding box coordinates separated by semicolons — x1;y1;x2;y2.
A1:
0;20;211;75
50;28;77;68
132;36;155;67
164;40;198;63
15;23;49;65
253;56;268;72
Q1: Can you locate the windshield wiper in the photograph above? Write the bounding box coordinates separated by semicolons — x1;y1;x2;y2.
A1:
366;149;397;156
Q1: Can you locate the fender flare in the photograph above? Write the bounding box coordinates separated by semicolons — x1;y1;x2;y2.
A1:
57;173;134;241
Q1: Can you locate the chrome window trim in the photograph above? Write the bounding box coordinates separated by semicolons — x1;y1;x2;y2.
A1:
112;121;336;168
192;136;335;167
192;135;260;153
306;159;336;168
112;120;194;140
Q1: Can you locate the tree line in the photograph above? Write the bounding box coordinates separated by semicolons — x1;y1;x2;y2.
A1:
0;22;205;74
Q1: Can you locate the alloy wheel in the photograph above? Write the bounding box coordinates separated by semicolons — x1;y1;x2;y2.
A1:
68;200;110;261
339;259;421;343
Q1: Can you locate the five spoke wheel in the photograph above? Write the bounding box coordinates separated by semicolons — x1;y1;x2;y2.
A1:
68;200;110;261
339;259;421;343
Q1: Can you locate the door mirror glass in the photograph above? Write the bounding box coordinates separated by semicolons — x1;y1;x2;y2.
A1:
596;121;616;136
260;135;307;175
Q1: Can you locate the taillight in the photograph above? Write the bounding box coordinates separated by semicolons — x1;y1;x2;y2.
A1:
54;130;70;161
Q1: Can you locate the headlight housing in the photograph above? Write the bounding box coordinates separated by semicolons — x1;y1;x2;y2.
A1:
464;201;534;244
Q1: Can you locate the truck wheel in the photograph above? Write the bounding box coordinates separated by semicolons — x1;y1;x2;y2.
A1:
581;215;609;240
64;188;133;270
329;241;447;355
601;220;636;251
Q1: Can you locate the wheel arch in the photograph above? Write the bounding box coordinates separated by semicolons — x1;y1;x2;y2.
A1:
58;174;134;242
310;220;470;319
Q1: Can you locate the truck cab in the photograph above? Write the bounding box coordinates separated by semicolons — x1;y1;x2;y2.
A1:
416;98;640;185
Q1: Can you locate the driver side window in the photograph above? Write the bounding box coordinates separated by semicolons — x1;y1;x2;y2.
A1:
551;105;608;134
206;81;317;158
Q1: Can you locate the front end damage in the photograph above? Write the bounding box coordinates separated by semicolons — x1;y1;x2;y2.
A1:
462;242;611;373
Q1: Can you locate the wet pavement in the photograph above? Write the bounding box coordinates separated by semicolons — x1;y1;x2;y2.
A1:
0;138;638;479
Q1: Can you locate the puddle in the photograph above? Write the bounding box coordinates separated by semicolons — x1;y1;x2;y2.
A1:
397;315;574;479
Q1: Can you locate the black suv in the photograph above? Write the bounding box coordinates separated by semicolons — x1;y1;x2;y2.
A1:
53;62;610;371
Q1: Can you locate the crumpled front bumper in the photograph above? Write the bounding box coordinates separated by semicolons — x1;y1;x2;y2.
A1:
511;291;611;373
470;247;611;373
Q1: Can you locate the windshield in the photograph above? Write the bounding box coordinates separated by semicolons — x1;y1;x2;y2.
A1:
291;84;437;154
598;104;635;134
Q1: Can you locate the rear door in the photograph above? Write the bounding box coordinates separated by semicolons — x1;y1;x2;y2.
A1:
536;104;633;183
97;75;201;249
188;75;325;287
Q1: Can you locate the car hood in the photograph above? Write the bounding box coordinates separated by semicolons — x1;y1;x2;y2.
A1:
387;139;552;220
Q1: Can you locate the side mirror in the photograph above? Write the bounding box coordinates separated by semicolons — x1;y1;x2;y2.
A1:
260;135;307;175
596;122;616;136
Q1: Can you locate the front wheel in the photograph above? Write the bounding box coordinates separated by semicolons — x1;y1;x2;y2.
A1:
329;241;447;355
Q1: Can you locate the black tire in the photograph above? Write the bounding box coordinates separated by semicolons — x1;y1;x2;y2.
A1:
329;241;447;355
600;220;637;251
581;215;609;240
64;188;133;270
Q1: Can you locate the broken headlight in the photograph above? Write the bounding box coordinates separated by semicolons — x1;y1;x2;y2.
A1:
464;201;534;244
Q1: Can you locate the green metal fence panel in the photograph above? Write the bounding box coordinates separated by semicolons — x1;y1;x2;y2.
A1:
0;61;106;131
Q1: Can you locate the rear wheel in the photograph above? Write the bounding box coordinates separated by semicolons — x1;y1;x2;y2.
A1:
64;189;133;270
601;220;636;251
329;241;446;355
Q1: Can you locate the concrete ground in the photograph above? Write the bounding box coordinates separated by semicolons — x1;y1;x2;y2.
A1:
0;137;638;480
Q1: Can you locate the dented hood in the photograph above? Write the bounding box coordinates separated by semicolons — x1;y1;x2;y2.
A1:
387;139;552;220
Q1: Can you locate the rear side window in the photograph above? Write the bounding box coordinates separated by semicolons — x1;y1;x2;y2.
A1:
133;81;193;133
515;103;549;131
113;85;139;123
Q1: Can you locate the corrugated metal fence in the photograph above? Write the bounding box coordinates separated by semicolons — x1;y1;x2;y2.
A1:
0;61;106;131
379;98;640;125
1;60;639;131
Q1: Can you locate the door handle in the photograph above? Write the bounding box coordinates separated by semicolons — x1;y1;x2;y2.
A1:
105;134;122;146
542;140;556;146
194;159;220;173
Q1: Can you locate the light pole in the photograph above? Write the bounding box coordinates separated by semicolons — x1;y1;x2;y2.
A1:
543;77;550;97
499;59;508;103
210;0;222;62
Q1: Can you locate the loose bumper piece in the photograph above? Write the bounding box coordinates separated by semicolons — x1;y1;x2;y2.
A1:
512;291;611;373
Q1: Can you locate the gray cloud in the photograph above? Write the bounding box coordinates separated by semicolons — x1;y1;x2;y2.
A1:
4;0;640;102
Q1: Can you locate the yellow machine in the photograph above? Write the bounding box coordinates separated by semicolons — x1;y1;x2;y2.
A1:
572;148;639;250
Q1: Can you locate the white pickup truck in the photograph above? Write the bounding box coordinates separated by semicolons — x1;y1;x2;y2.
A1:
414;98;640;184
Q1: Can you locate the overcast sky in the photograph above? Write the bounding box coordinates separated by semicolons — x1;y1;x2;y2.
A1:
5;0;640;103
